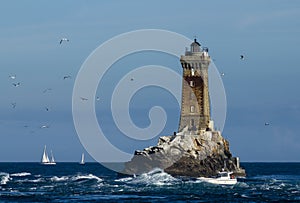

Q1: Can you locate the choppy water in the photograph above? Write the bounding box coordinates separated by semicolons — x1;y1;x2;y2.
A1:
0;163;299;202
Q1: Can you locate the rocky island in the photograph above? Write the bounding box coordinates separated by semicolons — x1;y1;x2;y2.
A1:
123;39;246;178
123;129;245;177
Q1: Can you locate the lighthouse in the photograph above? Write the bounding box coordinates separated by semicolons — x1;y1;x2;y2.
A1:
178;38;212;134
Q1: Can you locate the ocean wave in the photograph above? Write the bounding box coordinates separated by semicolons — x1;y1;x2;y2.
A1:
10;172;31;177
259;181;291;191
71;174;103;182
41;185;55;189
115;177;133;182
125;168;179;186
50;176;69;182
252;175;300;181
236;182;250;188
0;172;11;185
26;178;45;183
14;177;45;183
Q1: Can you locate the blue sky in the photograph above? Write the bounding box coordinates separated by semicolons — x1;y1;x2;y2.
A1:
0;0;300;162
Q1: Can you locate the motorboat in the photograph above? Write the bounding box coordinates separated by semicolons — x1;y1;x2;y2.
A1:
197;170;237;185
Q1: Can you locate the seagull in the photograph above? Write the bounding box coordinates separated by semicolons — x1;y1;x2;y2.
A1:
40;125;50;129
9;74;16;80
60;38;69;44
12;82;20;87
80;97;88;101
240;55;245;60
43;88;52;93
265;122;270;126
221;72;225;77
11;102;16;108
63;75;71;80
45;107;50;112
130;78;134;81
96;96;100;101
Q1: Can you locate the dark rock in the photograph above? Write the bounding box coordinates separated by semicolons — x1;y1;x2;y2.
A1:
122;131;246;177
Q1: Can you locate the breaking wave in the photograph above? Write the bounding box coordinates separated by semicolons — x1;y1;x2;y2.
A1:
49;174;103;182
116;168;179;186
71;174;103;182
21;178;45;183
10;172;31;177
50;176;69;182
0;172;11;185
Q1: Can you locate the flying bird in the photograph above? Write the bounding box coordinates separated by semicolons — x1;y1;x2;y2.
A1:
12;82;20;87
63;75;71;80
221;73;225;77
130;78;134;81
96;96;100;101
43;88;52;93
60;38;69;44
264;122;270;126
240;55;245;60
40;125;50;129
11;102;16;108
9;74;16;80
45;107;50;112
80;97;88;101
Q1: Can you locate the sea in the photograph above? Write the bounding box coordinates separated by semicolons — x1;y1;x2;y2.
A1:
0;162;299;202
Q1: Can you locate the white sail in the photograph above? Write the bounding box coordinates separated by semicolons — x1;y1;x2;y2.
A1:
80;153;85;165
41;145;56;165
50;150;55;163
41;145;50;163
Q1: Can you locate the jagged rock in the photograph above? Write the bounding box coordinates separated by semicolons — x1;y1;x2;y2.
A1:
123;130;246;177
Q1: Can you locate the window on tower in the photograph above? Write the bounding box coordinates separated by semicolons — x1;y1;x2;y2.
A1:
190;91;195;100
191;68;195;76
190;81;195;87
191;119;195;127
190;105;195;113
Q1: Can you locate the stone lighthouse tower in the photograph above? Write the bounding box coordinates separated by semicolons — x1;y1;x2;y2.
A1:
178;39;211;133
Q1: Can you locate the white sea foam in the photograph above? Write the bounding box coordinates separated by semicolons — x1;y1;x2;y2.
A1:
27;178;44;183
41;185;54;189
71;174;102;182
128;168;178;186
50;176;69;182
236;182;249;188
10;172;31;177
241;194;250;198
259;181;288;191
0;172;11;185
115;177;133;182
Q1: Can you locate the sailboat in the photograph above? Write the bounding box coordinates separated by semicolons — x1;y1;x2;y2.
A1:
80;153;85;165
41;145;56;165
